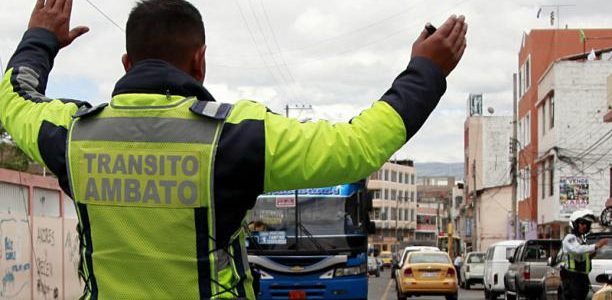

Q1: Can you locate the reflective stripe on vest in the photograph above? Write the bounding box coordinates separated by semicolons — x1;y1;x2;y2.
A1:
566;252;591;273
66;97;245;299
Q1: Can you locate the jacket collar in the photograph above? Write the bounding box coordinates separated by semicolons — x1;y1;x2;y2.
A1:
112;59;215;102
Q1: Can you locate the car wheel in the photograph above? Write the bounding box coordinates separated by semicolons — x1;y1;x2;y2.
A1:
489;291;498;300
465;280;471;290
445;293;458;300
396;288;407;300
505;290;516;300
557;286;564;300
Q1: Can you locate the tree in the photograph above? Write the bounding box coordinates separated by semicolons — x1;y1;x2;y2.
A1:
0;125;32;171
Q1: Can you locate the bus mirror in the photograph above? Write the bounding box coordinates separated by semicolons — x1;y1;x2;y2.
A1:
367;221;376;234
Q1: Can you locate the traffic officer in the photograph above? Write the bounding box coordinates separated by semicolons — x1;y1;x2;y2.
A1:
561;209;608;299
0;0;467;299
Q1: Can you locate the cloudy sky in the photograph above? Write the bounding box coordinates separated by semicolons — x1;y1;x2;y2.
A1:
1;0;611;163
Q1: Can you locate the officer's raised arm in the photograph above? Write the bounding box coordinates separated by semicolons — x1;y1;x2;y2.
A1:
263;15;468;192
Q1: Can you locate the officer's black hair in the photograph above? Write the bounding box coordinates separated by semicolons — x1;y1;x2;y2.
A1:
126;0;205;67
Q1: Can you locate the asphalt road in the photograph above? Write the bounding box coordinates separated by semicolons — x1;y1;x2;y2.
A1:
368;269;486;300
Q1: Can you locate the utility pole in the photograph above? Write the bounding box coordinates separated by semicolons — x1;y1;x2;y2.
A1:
436;201;441;235
395;193;399;251
284;104;312;118
472;161;478;251
511;73;518;240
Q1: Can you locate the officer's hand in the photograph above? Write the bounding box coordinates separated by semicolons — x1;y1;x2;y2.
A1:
411;15;467;77
28;0;89;49
595;239;608;250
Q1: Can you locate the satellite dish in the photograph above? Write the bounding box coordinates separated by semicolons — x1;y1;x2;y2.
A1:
487;107;495;115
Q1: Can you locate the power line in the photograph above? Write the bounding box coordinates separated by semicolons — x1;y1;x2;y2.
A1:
258;0;296;84
233;0;294;102
83;0;125;32
211;0;473;69
246;0;297;100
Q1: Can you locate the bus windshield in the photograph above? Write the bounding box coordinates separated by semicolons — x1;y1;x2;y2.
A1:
246;184;368;254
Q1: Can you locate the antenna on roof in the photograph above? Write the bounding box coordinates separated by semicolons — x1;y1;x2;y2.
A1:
536;4;575;29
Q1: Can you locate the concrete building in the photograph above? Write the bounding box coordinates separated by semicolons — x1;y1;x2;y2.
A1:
416;176;455;245
451;182;465;245
464;97;513;251
606;74;612;123
535;52;612;239
517;29;612;238
367;160;417;252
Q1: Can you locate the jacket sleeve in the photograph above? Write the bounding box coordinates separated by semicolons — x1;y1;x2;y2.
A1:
262;56;446;192
0;28;89;169
562;234;596;255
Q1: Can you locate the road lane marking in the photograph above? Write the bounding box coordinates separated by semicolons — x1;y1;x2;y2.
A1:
381;278;394;300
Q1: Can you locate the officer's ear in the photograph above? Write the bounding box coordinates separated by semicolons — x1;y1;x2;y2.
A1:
121;54;132;72
191;45;207;83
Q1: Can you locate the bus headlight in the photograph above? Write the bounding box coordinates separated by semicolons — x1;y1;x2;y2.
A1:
334;264;366;277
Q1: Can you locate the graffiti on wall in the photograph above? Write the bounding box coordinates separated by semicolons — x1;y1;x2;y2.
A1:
63;219;83;299
0;215;31;299
33;218;61;300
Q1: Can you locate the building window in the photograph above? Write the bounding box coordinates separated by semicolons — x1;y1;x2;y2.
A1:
541;103;546;136
520;116;525;147
384;170;389;181
519;65;524;96
374;190;381;199
526;167;531;198
411;174;415;185
391;190;397;201
384;189;388;200
525;56;531;91
541;164;546;199
525;112;531;146
373;208;381;220
399;172;403;183
549;158;554;196
549;94;555;129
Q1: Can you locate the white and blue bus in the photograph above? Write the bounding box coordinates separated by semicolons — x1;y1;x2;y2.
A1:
246;181;373;300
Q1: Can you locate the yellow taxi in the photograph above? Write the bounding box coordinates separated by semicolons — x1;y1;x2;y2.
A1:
396;251;458;300
592;272;612;300
379;251;393;268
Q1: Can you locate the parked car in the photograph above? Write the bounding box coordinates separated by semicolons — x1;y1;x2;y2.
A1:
396;251;458;300
460;251;485;289
393;246;441;280
592;271;612;300
367;256;381;277
483;240;523;300
586;232;612;294
504;239;562;300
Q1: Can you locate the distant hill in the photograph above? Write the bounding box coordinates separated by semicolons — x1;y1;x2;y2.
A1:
415;162;464;181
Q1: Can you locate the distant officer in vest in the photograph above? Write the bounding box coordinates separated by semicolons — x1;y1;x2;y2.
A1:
561;209;607;299
1;0;467;298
